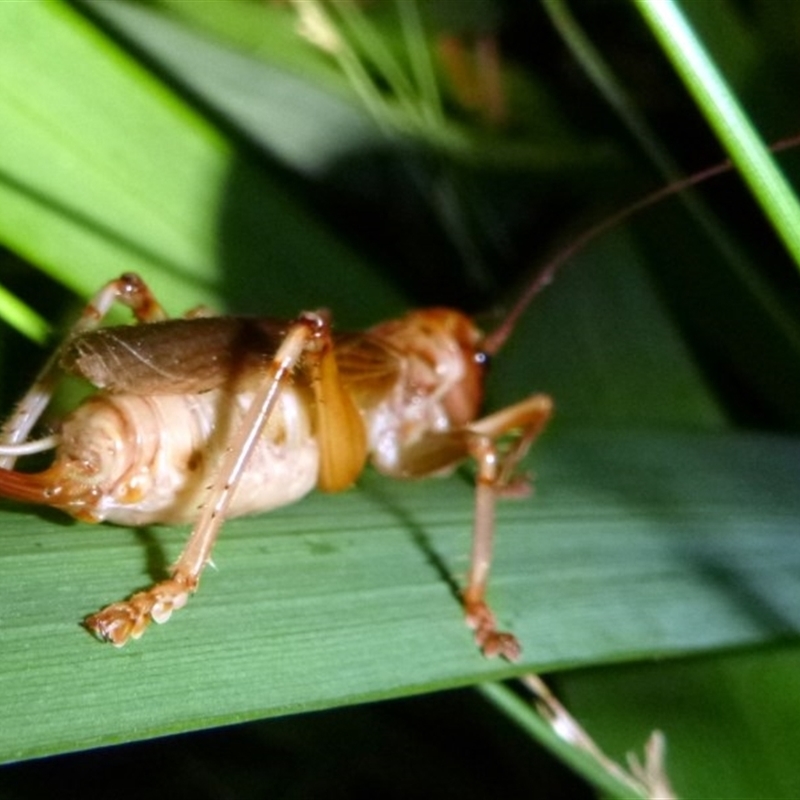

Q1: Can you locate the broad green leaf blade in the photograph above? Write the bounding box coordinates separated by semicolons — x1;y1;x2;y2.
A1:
0;1;402;322
1;430;798;762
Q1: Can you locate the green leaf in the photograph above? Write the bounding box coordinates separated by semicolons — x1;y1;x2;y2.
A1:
81;0;385;178
633;0;800;274
0;0;403;322
1;2;800;797
485;225;727;428
1;429;799;762
83;0;609;172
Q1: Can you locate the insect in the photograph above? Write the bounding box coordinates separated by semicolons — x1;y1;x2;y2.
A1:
0;273;551;659
0;136;793;657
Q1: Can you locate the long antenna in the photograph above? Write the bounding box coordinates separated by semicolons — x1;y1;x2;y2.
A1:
482;133;800;356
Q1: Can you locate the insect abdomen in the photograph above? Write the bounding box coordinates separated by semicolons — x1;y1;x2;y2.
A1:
49;387;320;526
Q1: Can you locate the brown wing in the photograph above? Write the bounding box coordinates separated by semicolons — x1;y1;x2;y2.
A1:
60;317;292;394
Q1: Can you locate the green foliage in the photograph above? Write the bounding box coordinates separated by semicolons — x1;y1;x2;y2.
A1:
1;1;800;796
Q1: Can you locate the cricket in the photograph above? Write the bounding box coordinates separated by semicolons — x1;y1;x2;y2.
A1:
0;271;552;657
0;138;792;657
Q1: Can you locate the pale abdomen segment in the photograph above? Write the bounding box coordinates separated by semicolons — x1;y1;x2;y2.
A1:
0;387;320;526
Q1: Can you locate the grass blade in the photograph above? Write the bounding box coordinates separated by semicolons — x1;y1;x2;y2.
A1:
632;0;800;273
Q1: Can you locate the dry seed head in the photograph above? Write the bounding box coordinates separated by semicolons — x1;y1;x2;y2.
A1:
292;1;343;55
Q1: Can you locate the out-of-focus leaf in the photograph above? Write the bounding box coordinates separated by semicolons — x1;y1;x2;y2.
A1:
0;0;403;322
82;0;384;178
485;224;726;428
561;645;800;799
633;0;800;273
84;0;610;173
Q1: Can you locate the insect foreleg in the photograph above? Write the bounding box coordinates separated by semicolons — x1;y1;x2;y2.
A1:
0;273;167;468
84;313;327;646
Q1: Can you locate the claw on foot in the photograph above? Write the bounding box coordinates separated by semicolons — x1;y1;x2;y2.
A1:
84;576;195;647
465;598;521;662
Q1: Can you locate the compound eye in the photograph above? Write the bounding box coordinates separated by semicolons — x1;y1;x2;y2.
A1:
473;350;491;370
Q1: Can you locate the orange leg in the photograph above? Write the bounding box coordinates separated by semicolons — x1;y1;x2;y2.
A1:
461;394;552;660
394;393;552;660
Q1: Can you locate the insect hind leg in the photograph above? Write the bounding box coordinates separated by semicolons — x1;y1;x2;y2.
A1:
391;393;552;660
0;273;168;468
463;393;552;660
84;313;327;646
